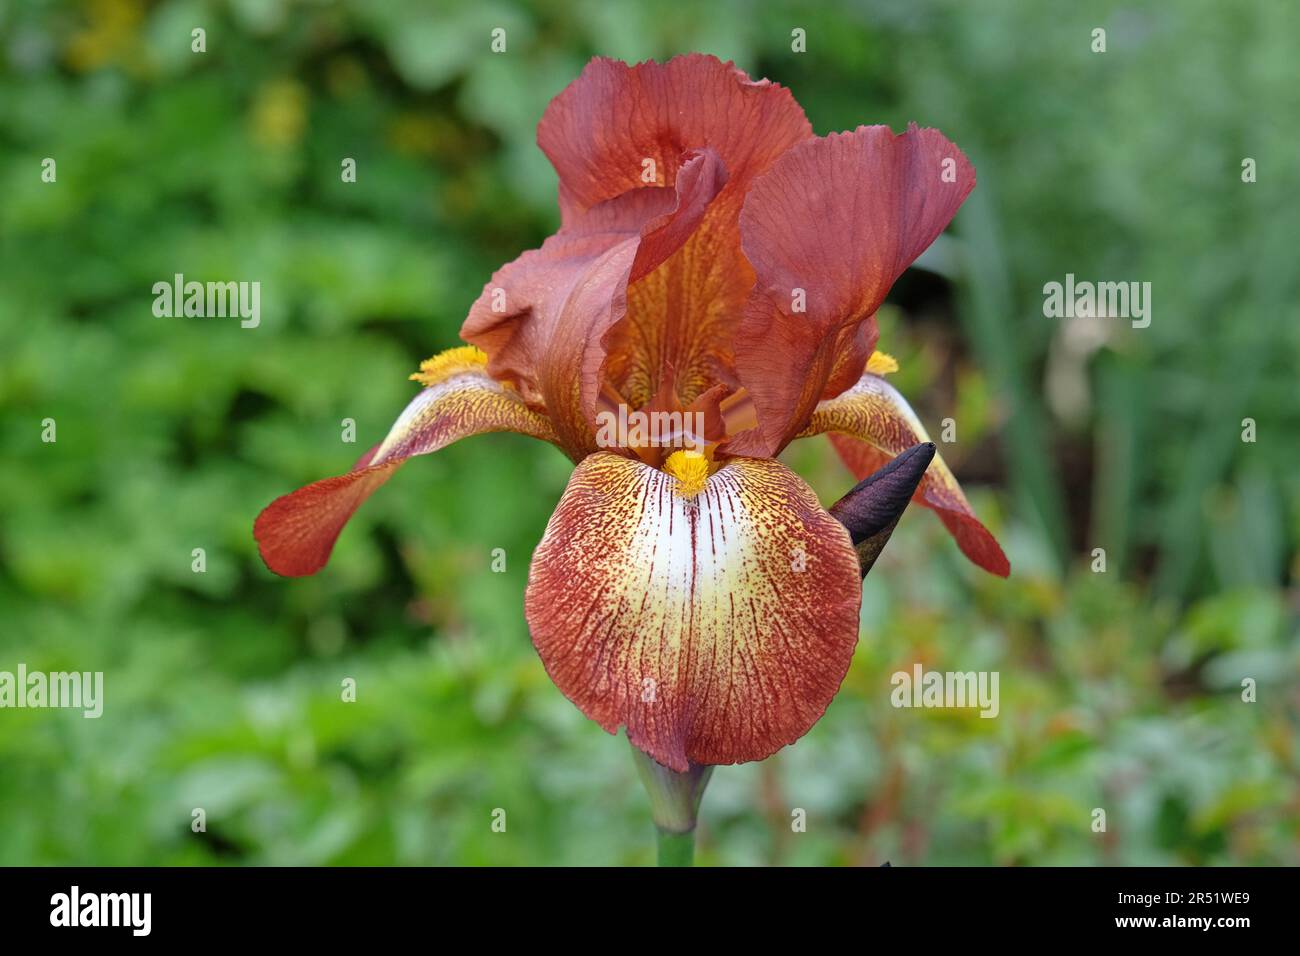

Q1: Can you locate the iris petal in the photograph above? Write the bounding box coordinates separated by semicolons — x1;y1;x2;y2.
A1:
461;149;728;460
802;373;1010;577
525;452;862;771
254;358;558;577
729;124;976;456
538;53;811;225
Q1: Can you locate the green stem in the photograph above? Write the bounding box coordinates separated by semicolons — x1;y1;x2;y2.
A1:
629;738;713;867
655;828;696;867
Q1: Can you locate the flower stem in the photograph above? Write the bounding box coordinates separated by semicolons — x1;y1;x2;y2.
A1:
655;828;696;867
629;738;713;866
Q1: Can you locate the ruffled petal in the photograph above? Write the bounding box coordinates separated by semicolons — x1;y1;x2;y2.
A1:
538;54;812;225
461;148;728;460
537;54;814;409
729;124;976;456
255;351;558;577
525;452;863;771
802;373;1009;577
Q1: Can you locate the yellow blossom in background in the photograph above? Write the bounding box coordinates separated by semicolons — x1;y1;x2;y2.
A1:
251;79;309;149
65;0;143;73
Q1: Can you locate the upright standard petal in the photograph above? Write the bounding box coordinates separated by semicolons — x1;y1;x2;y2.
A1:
537;54;812;224
802;372;1010;577
729;124;976;457
538;54;814;409
461;148;728;461
255;349;558;577
525;452;863;772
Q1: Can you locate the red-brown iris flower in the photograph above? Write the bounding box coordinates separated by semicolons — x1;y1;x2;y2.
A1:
255;54;1008;775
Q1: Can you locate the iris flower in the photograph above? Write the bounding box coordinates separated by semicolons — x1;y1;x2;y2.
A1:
255;54;1007;862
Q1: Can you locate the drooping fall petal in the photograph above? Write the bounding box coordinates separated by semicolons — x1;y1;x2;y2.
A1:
461;148;728;460
525;452;863;772
728;124;976;457
255;349;558;577
802;372;1010;577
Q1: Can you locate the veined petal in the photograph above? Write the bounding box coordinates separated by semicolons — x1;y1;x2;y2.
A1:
525;452;862;771
461;148;728;461
729;124;976;456
802;373;1010;577
255;352;558;577
538;54;812;225
537;54;814;409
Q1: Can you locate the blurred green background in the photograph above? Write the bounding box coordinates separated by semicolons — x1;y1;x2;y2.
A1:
1;0;1297;866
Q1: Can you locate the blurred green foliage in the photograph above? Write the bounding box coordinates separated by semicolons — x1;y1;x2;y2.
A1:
0;0;1296;865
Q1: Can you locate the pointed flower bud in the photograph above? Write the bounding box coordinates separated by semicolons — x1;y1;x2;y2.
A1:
828;442;935;577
